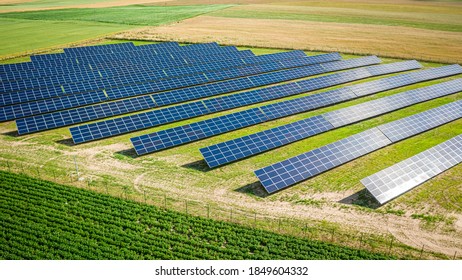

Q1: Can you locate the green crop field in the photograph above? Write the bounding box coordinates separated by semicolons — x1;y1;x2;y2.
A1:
0;4;230;59
0;171;393;260
0;5;232;26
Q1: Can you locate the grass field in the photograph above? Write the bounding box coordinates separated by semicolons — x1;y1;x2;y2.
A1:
0;4;230;59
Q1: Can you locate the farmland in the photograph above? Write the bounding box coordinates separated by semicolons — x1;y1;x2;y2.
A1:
0;170;393;259
0;0;461;260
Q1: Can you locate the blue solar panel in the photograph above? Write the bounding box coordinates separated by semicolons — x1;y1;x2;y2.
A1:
32;45;239;68
16;53;341;134
254;99;462;193
255;128;392;193
1;47;252;82
66;56;380;143
128;61;425;154
1;50;257;88
202;116;334;168
201;79;462;168
131;108;269;155
361;133;462;204
7;53;348;122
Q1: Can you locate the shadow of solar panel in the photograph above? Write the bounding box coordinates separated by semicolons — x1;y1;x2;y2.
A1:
201;116;334;168
254;128;392;193
378;100;462;142
361;134;462;204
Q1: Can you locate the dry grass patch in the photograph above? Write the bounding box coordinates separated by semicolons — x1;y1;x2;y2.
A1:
113;16;462;63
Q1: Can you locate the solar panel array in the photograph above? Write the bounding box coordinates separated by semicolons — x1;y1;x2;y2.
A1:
254;99;462;193
69;56;383;143
130;61;427;155
361;134;462;204
15;52;342;135
201;79;462;168
5;52;345;123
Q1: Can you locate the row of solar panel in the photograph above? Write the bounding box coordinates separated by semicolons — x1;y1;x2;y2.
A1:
0;41;185;73
0;52;306;105
361;133;462;204
6;53;346;124
1;50;305;101
128;61;454;155
67;57;391;143
31;42;182;61
14;53;347;134
30;44;231;70
2;41;211;72
254;99;462;194
129;62;462;156
201;78;462;168
0;45;246;82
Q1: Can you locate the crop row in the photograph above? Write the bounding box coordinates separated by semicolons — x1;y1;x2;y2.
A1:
0;171;393;260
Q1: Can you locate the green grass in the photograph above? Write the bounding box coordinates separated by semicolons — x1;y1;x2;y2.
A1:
0;0;114;11
209;7;462;32
0;4;233;26
0;170;394;260
0;4;231;58
0;18;130;57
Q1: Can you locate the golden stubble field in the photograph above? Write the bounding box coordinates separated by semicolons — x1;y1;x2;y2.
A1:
114;15;462;63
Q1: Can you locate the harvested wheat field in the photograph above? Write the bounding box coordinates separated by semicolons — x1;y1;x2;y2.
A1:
113;15;462;63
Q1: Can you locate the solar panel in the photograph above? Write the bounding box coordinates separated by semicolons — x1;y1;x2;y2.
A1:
200;79;462;168
1;50;257;89
32;46;240;69
15;53;340;134
361;134;462;204
1;50;301;103
131;108;269;155
70;57;383;143
202;116;334;168
128;61;421;154
255;128;392;193
378;99;462;142
1;47;253;82
254;99;462;193
323;79;462;127
8;53;352;124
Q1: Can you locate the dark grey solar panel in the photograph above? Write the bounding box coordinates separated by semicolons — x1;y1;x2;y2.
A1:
361;134;462;204
378;99;462;142
199;78;462;168
254;128;392;193
324;79;462;127
254;99;462;193
350;64;462;97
